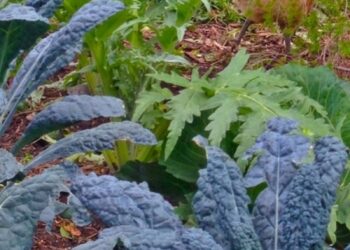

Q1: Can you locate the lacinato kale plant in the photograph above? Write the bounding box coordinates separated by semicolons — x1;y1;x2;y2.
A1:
0;115;346;249
244;118;347;249
0;0;125;137
0;1;348;249
25;0;62;18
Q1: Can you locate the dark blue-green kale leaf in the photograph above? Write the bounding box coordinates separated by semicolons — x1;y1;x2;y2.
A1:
0;4;49;85
0;169;66;249
12;95;126;154
192;136;261;250
279;137;348;250
244;117;310;188
26;0;62;18
0;0;124;136
0;149;23;183
69;173;182;231
73;226;222;250
24;121;157;172
243;117;310;249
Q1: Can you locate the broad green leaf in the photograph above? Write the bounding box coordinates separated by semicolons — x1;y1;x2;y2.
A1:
132;85;172;122
328;205;338;244
216;49;249;82
149;71;191;88
205;98;239;146
0;4;49;85
117;161;195;203
234;112;267;158
164;89;207;159
24;121;157;172
13;95;126;154
157;26;178;52
161;116;207;183
200;0;211;12
173;0;201;26
336;182;350;229
274;64;350;146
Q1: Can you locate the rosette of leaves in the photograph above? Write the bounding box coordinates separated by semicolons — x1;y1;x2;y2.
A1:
63;165;222;250
0;117;346;249
191;118;347;250
0;94;158;249
133;49;334;184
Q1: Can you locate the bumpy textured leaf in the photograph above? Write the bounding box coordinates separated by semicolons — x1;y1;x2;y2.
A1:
244;118;310;249
26;0;63;18
46;162;92;226
0;89;7;115
12;95;125;154
192;136;261;250
0;0;124;136
0;4;49;84
69;173;182;230
279;137;348;249
0;171;65;249
0;149;23;183
67;193;92;227
73;226;222;250
244;117;310;188
25;121;157;172
72;231;123;250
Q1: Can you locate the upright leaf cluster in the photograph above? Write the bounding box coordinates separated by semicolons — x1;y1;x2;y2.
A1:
0;116;346;249
193;117;348;250
0;0;125;137
135;50;333;161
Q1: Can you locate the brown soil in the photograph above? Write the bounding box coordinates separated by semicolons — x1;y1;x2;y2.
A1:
180;22;350;79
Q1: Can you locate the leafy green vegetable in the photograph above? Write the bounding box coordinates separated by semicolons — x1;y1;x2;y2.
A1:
0;149;23;183
70;172;183;230
245;118;347;249
0;116;345;249
193;135;261;249
274;64;350;147
140;49;332;163
0;0;125;137
24;121;157;172
0;4;49;85
0;170;66;249
12;95;126;154
25;0;62;18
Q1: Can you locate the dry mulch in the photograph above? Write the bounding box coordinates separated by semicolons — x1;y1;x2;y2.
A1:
180;21;350;79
